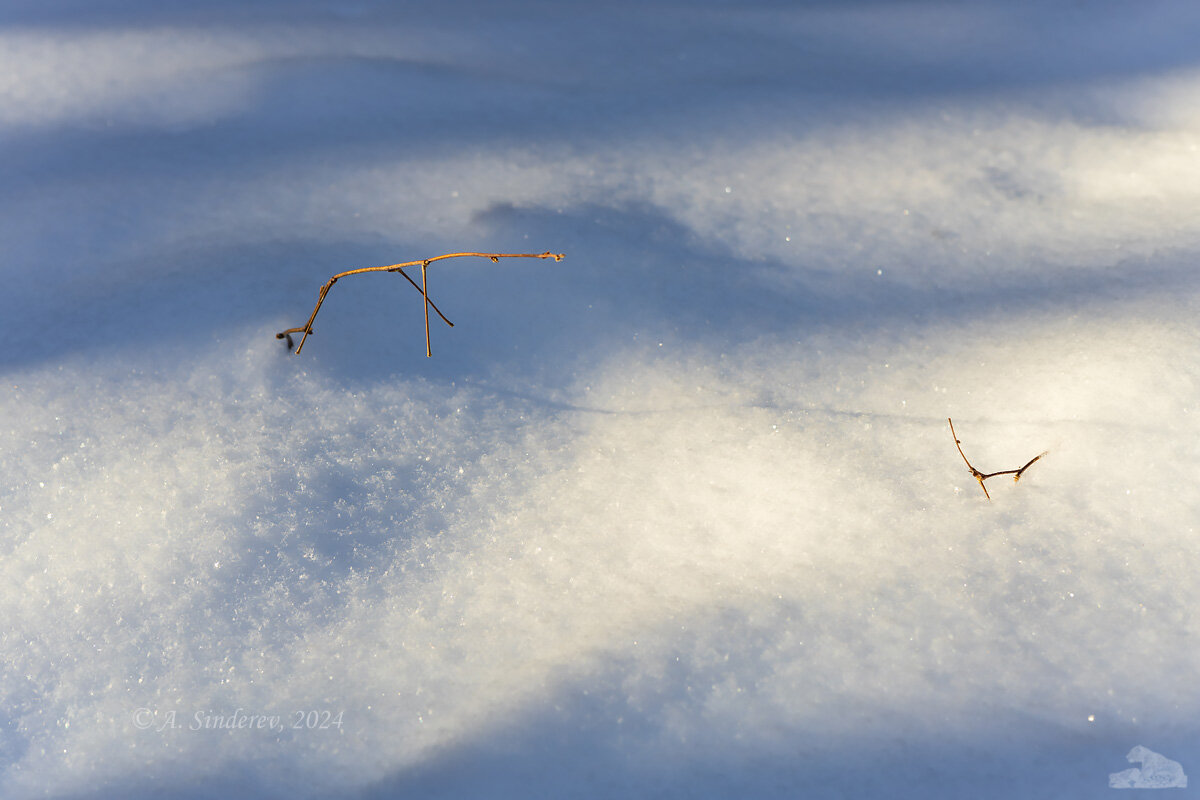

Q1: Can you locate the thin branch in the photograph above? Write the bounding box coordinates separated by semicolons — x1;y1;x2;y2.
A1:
276;251;564;356
948;416;990;499
421;260;431;359
1013;451;1048;482
948;418;1047;501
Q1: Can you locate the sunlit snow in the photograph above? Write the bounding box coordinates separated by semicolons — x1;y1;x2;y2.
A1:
2;1;1199;798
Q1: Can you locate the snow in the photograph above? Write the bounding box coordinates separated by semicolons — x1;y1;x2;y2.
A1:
2;1;1199;798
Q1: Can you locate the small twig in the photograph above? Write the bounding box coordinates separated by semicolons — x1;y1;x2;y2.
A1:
277;251;564;357
949;417;990;499
948;418;1047;501
1013;451;1047;481
421;260;431;359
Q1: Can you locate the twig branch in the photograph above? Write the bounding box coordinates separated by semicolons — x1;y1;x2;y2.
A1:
277;251;564;357
948;418;1047;501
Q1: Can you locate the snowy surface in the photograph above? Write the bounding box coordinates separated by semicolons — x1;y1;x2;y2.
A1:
2;1;1200;798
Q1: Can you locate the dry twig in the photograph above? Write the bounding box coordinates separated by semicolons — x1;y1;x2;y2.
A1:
948;417;1046;500
277;251;564;357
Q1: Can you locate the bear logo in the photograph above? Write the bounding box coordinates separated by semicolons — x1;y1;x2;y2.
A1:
1109;746;1187;789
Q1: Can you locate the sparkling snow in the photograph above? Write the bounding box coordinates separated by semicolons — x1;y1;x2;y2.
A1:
1;1;1199;798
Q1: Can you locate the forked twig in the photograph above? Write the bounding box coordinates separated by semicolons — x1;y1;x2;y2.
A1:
277;251;564;357
948;417;1046;500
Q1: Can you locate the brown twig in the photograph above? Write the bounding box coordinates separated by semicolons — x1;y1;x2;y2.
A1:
277;251;564;357
948;417;1047;500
